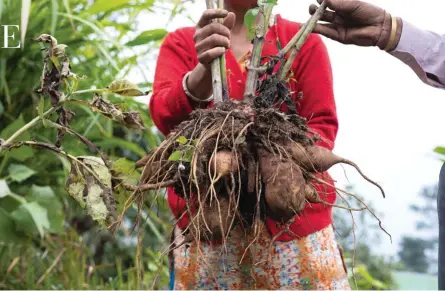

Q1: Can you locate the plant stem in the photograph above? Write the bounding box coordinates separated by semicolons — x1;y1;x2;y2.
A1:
72;88;107;95
243;4;274;104
206;0;223;103
217;0;229;101
0;107;57;154
278;1;327;80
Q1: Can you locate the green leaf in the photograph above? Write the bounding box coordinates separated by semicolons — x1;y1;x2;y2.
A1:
87;0;132;14
258;0;278;5
0;100;4;117
0;180;26;205
62;0;75;30
356;265;389;290
168;151;182;162
176;136;188;145
107;79;148;97
11;201;50;238
0;115;30;139
21;0;31;47
0;115;33;162
244;7;259;31
30;185;64;233
0;208;22;243
8;164;36;183
38;96;49;127
182;147;194;163
434;146;445;156
247;28;256;41
51;0;58;35
125;29;168;47
0;179;10;198
95;137;146;157
112;158;136;176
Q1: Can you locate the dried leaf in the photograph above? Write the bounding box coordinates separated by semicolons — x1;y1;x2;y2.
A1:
65;156;115;226
90;95;145;129
34;34;58;47
55;106;74;147
53;44;68;57
107;79;148;97
60;56;70;78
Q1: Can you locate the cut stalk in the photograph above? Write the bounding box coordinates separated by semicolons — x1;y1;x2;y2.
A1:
243;4;274;104
206;0;225;103
278;1;327;80
217;0;229;101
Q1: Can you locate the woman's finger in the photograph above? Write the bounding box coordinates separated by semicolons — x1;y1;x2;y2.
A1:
193;22;231;43
195;34;230;54
198;47;226;65
222;12;236;31
197;9;228;29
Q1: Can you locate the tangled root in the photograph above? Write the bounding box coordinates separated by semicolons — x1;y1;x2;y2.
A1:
134;78;387;249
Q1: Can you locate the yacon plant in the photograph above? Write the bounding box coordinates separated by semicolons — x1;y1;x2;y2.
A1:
135;0;390;261
0;34;149;229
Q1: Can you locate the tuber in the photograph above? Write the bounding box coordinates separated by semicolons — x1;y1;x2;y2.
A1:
304;184;320;204
287;143;385;198
209;150;239;178
188;195;237;242
258;149;307;222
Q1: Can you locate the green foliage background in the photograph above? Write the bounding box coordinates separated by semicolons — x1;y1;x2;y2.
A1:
0;0;438;289
0;0;189;289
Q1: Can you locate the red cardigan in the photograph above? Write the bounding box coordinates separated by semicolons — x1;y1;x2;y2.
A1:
150;15;338;241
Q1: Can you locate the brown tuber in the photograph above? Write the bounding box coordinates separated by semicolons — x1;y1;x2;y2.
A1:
186;195;238;242
258;149;307;222
209;150;239;179
287;143;386;198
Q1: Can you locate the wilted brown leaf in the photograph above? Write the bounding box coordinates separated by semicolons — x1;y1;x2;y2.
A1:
90;95;145;130
66;156;116;226
107;79;148;97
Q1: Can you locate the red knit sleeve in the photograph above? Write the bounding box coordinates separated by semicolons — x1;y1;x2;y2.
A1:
293;36;338;150
149;28;197;136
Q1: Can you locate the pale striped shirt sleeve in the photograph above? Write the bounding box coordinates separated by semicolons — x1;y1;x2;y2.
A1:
390;20;445;89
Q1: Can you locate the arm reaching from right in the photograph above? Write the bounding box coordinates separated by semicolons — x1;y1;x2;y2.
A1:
309;0;445;88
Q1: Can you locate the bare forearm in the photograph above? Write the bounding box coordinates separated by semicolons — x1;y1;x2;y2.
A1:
186;64;213;103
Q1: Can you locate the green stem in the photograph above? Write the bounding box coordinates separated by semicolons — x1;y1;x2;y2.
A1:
217;0;228;101
278;1;327;81
0;107;57;154
206;0;223;103
72;88;107;95
243;4;274;103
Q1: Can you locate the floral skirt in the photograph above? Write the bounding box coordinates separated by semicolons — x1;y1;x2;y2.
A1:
170;223;350;290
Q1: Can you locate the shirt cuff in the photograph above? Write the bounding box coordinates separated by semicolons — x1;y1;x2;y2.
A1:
391;20;445;88
394;20;433;59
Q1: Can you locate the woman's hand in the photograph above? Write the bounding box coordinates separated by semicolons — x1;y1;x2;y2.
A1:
186;9;236;102
309;0;402;51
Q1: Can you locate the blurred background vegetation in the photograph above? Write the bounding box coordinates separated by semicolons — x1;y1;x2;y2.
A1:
0;0;188;289
0;0;440;289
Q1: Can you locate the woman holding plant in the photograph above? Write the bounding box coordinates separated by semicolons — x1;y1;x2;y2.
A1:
149;0;349;289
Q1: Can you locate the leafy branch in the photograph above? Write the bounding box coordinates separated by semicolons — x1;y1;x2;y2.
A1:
0;34;150;227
